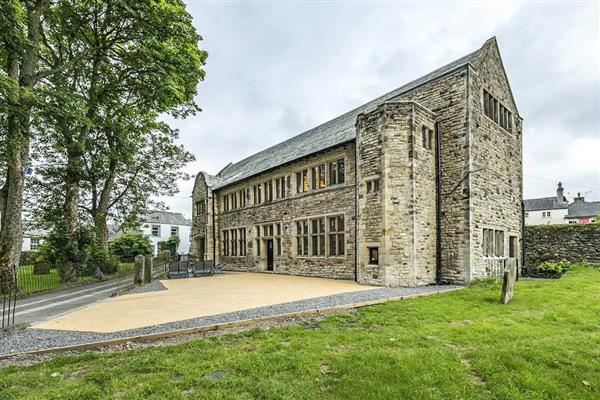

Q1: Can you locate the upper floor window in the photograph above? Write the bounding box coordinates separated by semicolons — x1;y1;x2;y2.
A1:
275;176;286;199
170;226;179;237
329;159;345;185
311;164;326;190
422;126;433;150
195;200;206;215
30;238;41;250
253;184;262;204
151;225;161;237
264;181;273;202
483;89;513;133
296;170;308;193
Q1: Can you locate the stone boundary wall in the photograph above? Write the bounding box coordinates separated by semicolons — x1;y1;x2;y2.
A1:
524;224;600;274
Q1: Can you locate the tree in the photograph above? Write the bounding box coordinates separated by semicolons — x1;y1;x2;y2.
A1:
109;232;152;261
27;0;205;280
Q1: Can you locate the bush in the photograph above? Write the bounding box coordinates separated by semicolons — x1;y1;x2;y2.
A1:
537;259;572;276
158;234;180;255
109;232;153;261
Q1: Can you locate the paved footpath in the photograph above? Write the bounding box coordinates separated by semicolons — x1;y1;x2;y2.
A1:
11;279;125;326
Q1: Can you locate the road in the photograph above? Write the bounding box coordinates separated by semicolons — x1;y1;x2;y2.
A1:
12;279;125;326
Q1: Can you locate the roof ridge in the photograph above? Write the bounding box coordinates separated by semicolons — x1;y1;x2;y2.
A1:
214;40;488;188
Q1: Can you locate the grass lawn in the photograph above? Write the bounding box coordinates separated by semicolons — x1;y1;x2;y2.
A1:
1;265;599;399
16;263;135;296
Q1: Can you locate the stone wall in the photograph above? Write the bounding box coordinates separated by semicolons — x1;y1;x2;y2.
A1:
524;224;600;274
210;143;356;280
356;102;437;287
190;173;215;261
468;39;523;279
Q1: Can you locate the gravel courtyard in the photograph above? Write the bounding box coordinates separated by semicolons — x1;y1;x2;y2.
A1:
0;272;460;357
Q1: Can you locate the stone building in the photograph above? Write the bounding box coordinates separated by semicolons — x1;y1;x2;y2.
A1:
191;37;523;286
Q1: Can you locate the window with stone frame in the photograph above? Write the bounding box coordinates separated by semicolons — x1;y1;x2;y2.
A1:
311;164;326;190
231;229;237;256
368;247;379;265
232;193;238;210
483;89;513;133
255;226;261;256
195;200;206;215
253;184;262;204
483;228;505;258
223;230;229;256
238;228;246;256
329;159;345;185
223;195;229;212
296;170;309;193
328;215;345;256
366;179;380;194
239;189;247;208
422;126;433;150
311;217;326;256
264;180;273;202
296;220;309;256
275;223;282;256
275;177;286;199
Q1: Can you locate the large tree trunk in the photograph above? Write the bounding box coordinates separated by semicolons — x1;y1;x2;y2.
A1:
93;160;117;253
61;145;82;281
0;0;44;287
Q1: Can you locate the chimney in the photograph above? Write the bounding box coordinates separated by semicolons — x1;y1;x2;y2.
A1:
556;182;564;202
574;192;585;203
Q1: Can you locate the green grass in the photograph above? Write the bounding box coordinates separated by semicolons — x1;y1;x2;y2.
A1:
1;265;599;399
16;263;135;295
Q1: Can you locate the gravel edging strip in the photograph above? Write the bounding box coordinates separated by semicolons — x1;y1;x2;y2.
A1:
125;280;168;295
0;284;463;359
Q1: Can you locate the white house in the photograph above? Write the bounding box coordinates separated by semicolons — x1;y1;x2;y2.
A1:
565;193;600;224
140;210;191;256
524;183;569;225
21;222;47;252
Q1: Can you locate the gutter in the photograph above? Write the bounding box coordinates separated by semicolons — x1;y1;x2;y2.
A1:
212;192;216;263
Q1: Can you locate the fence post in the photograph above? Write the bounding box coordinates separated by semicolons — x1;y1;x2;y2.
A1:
133;255;144;285
144;255;153;284
162;250;170;276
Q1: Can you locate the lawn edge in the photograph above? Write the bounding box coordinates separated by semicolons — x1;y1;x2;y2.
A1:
0;286;464;360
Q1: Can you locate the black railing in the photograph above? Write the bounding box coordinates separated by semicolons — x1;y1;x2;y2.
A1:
1;266;17;329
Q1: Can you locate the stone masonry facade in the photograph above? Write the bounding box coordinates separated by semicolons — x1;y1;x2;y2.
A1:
191;37;523;287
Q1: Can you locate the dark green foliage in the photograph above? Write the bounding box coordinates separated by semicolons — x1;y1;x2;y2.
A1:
109;232;153;261
158;234;180;255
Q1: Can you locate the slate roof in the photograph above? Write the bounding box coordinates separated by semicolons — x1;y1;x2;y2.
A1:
524;197;568;212
145;211;191;226
208;41;489;190
566;201;600;219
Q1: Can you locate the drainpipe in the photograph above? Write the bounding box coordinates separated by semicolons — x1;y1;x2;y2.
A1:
520;199;525;280
354;143;359;282
212;192;216;264
435;121;443;284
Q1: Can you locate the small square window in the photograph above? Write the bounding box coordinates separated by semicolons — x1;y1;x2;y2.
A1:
368;247;379;265
151;225;161;237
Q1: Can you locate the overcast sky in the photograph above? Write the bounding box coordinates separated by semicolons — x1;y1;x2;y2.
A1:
160;1;600;218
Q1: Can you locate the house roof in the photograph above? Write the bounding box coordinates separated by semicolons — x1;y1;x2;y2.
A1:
524;197;568;212
145;211;191;226
566;201;600;219
206;40;491;190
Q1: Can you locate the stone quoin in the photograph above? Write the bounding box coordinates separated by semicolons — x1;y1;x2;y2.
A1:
191;37;523;287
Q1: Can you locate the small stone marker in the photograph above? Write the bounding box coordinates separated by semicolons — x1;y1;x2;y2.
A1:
500;259;517;304
144;255;153;284
133;255;144;285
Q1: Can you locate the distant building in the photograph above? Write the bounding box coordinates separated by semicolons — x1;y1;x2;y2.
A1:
524;183;569;225
140;211;191;256
21;223;47;252
565;193;600;224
